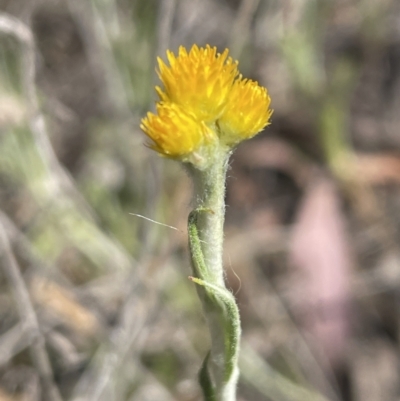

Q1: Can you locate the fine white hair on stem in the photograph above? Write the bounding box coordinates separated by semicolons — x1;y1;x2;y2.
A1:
129;213;181;232
226;252;242;296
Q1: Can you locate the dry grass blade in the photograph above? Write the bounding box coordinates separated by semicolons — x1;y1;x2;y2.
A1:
0;324;31;367
240;343;332;401
0;12;89;212
229;0;260;58
0;220;63;401
155;0;177;61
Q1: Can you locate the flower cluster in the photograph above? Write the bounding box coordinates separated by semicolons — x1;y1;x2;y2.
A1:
140;44;272;169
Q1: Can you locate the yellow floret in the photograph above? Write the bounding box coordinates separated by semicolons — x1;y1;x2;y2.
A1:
140;102;215;159
218;78;273;146
156;45;238;123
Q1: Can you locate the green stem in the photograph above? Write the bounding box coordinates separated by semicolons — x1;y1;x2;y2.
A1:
187;151;241;401
189;152;229;286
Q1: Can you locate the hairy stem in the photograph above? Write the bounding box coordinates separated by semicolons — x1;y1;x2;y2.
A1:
187;151;241;401
188;151;230;285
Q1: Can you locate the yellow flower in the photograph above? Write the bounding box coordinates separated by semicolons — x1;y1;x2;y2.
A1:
140;44;272;168
218;78;273;146
156;45;238;123
140;102;216;162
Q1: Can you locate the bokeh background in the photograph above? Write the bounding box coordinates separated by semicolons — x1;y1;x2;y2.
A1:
1;0;400;400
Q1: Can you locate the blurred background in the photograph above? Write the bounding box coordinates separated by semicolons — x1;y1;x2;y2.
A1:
0;0;400;400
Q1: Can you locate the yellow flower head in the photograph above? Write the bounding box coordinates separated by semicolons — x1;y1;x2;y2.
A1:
140;44;272;169
218;78;273;146
140;102;216;164
156;45;238;123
